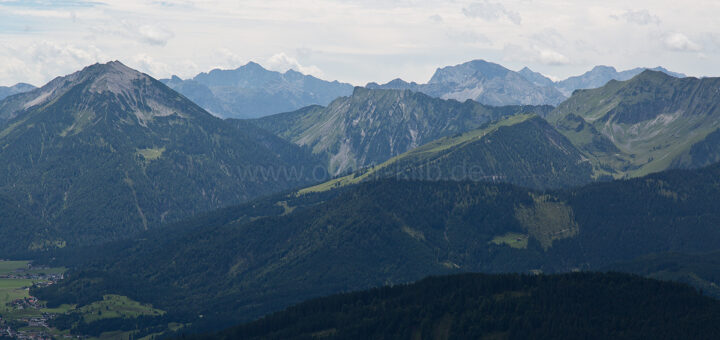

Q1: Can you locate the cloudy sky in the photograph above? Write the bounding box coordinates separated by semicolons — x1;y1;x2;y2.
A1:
0;0;718;86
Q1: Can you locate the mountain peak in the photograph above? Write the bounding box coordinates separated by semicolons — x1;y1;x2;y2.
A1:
430;59;510;84
352;86;371;96
4;61;146;113
84;60;135;74
590;65;617;73
632;69;674;82
467;59;500;67
0;61;213;126
387;78;412;86
366;78;420;91
83;61;146;95
241;61;267;71
351;86;415;98
647;67;686;78
517;67;555;87
0;83;36;102
10;83;36;90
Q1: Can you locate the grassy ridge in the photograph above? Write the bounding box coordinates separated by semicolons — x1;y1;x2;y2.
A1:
76;295;164;323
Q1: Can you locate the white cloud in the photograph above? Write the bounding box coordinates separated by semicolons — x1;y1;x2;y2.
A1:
0;0;102;8
1;0;720;86
215;48;246;69
614;9;660;25
537;49;570;65
136;24;175;46
462;1;521;25
664;33;701;52
0;41;107;86
530;29;566;49
503;44;570;66
130;53;172;77
9;9;76;19
265;52;324;77
428;14;443;22
446;30;491;45
91;21;176;47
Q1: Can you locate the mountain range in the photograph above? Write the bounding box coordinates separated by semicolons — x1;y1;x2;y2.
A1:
368;59;685;107
0;58;718;339
0;61;325;253
157;59;686;120
367;59;567;106
253;87;553;175
256;67;710;187
161;62;354;119
0;61;708;257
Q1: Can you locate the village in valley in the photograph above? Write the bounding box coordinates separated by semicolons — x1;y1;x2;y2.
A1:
0;260;68;340
1;260;171;340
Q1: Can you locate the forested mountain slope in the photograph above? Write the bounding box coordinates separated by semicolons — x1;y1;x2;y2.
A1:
0;61;326;253
35;163;720;334
0;194;49;256
607;250;720;299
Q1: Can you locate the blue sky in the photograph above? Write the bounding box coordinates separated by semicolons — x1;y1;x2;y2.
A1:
0;0;718;86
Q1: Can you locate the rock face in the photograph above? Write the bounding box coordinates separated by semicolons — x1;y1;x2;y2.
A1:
161;62;354;119
254;87;552;175
0;61;326;252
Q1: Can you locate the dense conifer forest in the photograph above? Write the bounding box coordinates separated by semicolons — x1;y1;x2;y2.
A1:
193;272;720;340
